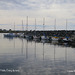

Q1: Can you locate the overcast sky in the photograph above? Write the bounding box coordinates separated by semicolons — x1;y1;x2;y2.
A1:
0;0;75;30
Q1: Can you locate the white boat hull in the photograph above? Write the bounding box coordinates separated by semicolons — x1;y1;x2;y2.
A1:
41;36;49;40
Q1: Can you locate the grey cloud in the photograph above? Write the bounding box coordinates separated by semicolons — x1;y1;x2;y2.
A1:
54;0;75;4
0;0;75;10
0;0;31;10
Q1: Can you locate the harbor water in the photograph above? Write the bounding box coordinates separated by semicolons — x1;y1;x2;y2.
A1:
0;33;75;75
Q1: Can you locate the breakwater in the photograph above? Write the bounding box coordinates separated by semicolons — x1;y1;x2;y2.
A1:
1;30;75;37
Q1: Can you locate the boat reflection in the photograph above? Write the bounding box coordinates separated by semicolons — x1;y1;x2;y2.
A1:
0;33;75;75
4;35;14;40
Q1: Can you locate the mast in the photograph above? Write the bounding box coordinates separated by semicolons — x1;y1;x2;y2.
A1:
66;19;67;30
43;18;45;36
35;18;36;36
43;18;45;31
54;19;56;30
14;22;15;31
35;18;36;31
26;16;28;31
22;20;24;31
66;19;67;31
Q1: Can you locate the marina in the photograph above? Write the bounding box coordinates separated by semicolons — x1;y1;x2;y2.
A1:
0;33;75;75
3;30;75;47
0;0;75;75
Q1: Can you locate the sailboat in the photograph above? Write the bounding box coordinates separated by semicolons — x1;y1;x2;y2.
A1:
52;19;59;41
19;20;25;38
25;16;33;39
4;22;18;38
41;18;49;40
33;18;40;40
62;19;71;43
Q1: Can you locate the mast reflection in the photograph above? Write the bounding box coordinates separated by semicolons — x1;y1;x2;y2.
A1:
53;44;56;74
43;43;45;61
34;41;36;59
26;40;28;59
65;47;68;75
21;38;23;55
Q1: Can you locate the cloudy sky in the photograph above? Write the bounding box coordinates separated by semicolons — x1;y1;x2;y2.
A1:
0;0;75;30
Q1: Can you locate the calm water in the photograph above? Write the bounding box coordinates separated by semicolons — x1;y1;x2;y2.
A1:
0;33;75;75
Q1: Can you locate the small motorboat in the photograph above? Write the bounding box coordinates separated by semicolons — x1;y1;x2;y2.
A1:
4;33;17;37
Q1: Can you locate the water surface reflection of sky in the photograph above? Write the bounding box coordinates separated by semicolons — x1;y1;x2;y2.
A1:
0;33;75;75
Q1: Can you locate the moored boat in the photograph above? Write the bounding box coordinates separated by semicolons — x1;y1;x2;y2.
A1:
33;35;41;39
51;36;59;41
4;33;18;37
25;35;33;39
41;35;49;40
